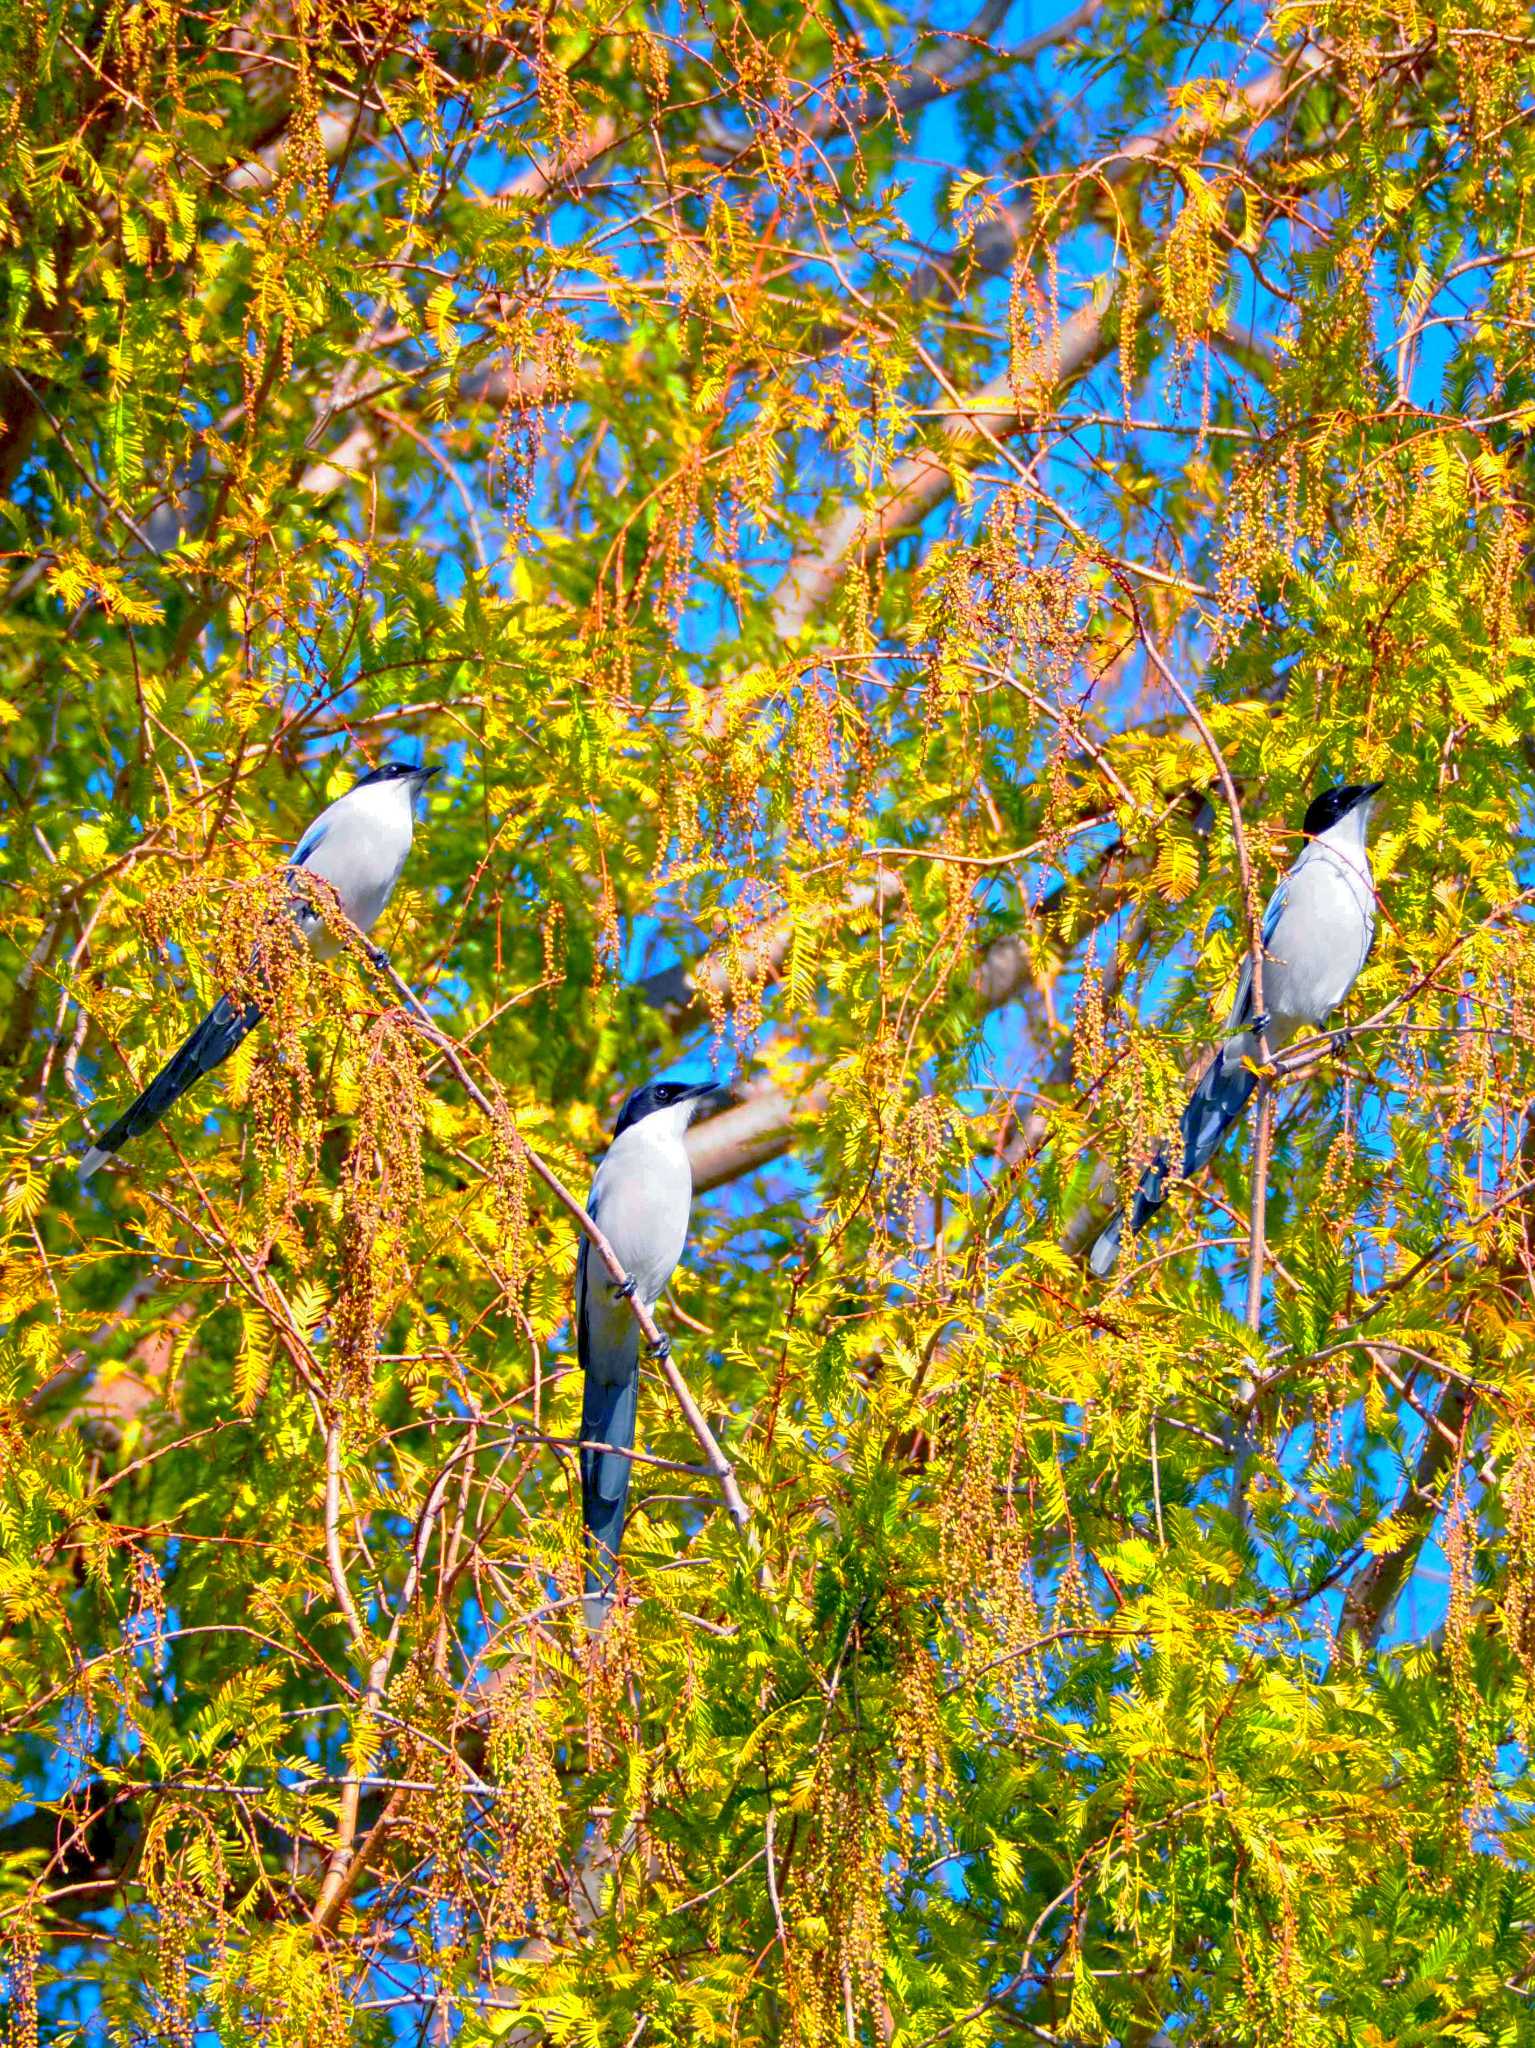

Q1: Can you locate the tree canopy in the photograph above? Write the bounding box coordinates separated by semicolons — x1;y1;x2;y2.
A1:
3;0;1535;2039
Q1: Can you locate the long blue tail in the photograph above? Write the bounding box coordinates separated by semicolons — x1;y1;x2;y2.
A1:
1088;1040;1258;1275
81;993;261;1178
1174;1040;1260;1186
579;1364;639;1625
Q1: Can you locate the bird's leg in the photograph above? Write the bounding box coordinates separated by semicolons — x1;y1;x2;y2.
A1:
1329;1025;1354;1058
366;943;391;972
614;1277;637;1301
648;1332;672;1363
1245;1013;1281;1080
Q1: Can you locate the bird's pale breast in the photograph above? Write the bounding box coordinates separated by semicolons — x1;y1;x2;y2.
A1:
587;1136;692;1308
1263;847;1374;1031
297;785;415;949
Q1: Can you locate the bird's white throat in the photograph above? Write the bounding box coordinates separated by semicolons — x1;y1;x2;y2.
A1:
1309;797;1375;879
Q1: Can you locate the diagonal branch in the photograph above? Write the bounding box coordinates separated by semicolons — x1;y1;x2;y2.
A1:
772;286;1130;638
1335;1376;1473;1654
771;47;1325;638
684;878;1123;1194
638;871;904;1031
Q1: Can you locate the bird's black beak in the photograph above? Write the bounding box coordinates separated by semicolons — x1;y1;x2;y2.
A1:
413;764;441;783
685;1077;726;1111
1359;779;1385;798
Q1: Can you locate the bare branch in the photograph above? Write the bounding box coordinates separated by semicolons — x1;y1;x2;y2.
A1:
639;871;904;1031
772;48;1323;637
1335;1377;1473;1654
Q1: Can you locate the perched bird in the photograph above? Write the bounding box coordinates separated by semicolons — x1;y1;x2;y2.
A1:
577;1075;720;1629
81;760;438;1179
1089;780;1383;1277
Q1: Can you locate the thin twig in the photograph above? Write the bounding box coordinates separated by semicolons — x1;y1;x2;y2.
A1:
1272;885;1535;1077
312;1434;476;1928
1130;614;1267;1055
10;369;169;564
764;1804;788;1952
914;1877;1079;2047
324;1416;367;1649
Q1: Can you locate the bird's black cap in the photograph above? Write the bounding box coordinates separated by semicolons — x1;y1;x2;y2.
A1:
613;1077;721;1139
1301;780;1384;837
354;761;440;788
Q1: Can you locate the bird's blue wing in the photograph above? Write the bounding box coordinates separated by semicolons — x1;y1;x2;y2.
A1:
1260;877;1289;949
290;813;331;870
575;1228;591;1376
1229;879;1288;1028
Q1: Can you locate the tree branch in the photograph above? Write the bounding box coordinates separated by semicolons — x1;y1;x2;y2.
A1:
683;904;1051;1190
1335;1377;1472;1653
771;48;1324;636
